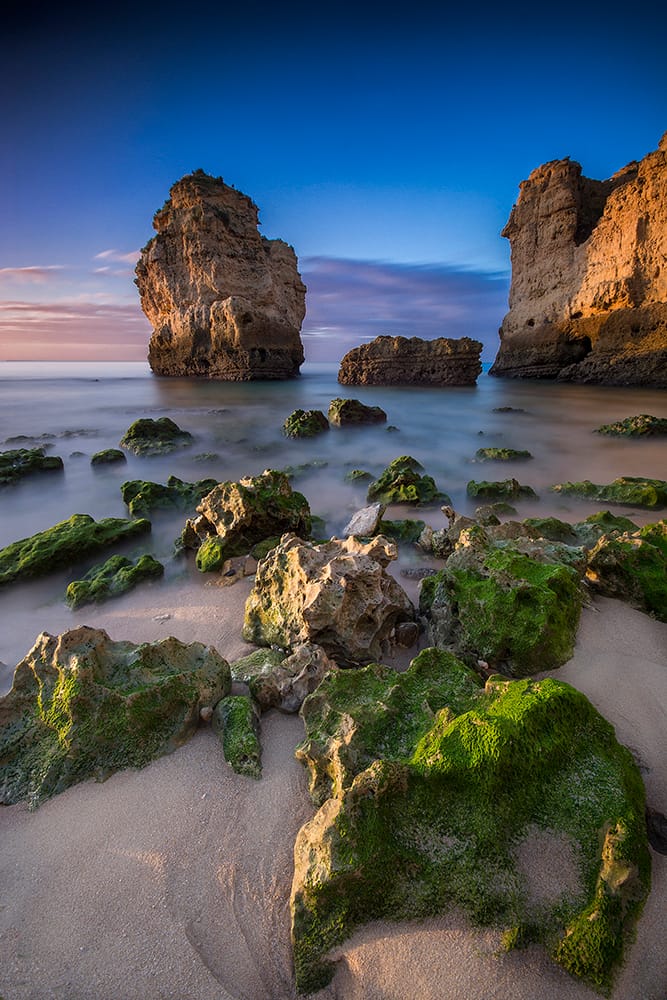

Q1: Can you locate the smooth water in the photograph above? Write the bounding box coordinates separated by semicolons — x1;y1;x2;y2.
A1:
1;361;666;689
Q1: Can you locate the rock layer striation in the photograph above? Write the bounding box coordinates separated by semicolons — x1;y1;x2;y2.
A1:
491;134;667;385
136;170;306;379
338;335;482;386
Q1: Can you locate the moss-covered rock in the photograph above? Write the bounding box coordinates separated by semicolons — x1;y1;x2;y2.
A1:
467;478;537;501
65;554;164;609
0;514;151;586
552;477;667;509
211;694;261;778
367;455;449;506
291;659;649;994
0;626;230;807
585;521;667;621
595;414;667;437
119;417;193;456
121;475;218;517
231;643;337;714
475;447;533;461
0;447;64;485
474;502;518;523
183;469;311;571
327;398;387;426
90;449;126;466
344;469;373;482
521;517;580;544
283;409;329;438
377;518;426;544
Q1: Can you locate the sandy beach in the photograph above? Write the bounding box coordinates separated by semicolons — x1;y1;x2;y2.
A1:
1;588;665;1000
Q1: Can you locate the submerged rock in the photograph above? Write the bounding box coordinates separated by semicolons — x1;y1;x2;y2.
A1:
338;335;482;386
0;514;151;586
65;554;164;609
121;475;218;517
0;447;63;485
367;455;449;506
283;409;329;438
467;478;537;501
136;170;305;379
212;694;261;778
243;533;414;665
291;651;649;994
0;626;230;806
595;414;667;436
475;447;533;461
327;398;387;426
90;448;126;466
120;417;193;456
552;476;667;509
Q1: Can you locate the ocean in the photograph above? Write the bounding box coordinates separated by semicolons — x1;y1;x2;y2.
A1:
1;360;666;691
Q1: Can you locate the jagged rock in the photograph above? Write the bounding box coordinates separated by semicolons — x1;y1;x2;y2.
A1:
121;475;218;517
327;398;387;426
65;553;164;609
0;514;151;586
0;626;230;806
367;455;449;505
242;533;414;665
491;133;667;385
595;414;667;437
232;643;337;713
552;476;667;509
211;694;261;778
343;502;386;537
585;520;667;621
291;650;649;993
120;417;192;456
283;409;329;438
135;170;305;379
181;469;311;571
338;335;482;386
467;478;537;501
0;447;63;485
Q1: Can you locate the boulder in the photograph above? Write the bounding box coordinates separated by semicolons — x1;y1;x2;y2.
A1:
585;520;667;620
135;170;305;379
343;502;386;537
182;469;310;570
552;476;667;509
0;514;151;586
282;409;329;438
0;446;63;485
338;335;482;386
232;643;337;713
65;553;164;609
466;478;537;501
327;398;387;426
91;448;126;466
211;695;261;778
0;626;230;806
242;533;414;665
121;475;218;517
595;414;667;436
119;417;192;456
490;134;667;386
367;455;449;505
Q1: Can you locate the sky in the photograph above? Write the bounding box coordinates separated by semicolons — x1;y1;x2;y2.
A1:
1;1;666;364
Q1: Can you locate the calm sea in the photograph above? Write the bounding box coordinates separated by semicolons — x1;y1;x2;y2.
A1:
1;360;666;689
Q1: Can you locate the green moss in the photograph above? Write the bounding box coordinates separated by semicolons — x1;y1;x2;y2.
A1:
229;647;285;683
121;475;217;516
195;536;227;572
212;695;261;778
377;519;426;544
66;554;163;609
552;477;667;509
367;455;450;505
283;409;329;438
90;449;126;466
345;469;373;482
475;447;533;461
119;417;193;455
0;447;64;485
0;514;152;586
467;479;537;500
522;517;579;543
585;520;667;621
581;511;639;535
595;414;667;437
328;398;387;426
249;536;282;560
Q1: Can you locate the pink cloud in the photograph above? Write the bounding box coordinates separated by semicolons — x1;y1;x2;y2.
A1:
94;248;141;265
0;300;151;360
0;266;65;284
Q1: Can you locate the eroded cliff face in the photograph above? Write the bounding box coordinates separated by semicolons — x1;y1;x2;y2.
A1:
136;171;306;379
338;335;482;386
491;134;667;386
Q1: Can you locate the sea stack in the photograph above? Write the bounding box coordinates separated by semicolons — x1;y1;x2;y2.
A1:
338;335;482;386
490;134;667;386
135;170;306;379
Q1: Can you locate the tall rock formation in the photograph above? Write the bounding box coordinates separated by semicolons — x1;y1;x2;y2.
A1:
491;134;667;386
338;335;482;386
136;170;306;379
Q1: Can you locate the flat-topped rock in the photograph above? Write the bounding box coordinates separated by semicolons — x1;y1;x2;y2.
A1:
136;170;306;379
338;335;482;386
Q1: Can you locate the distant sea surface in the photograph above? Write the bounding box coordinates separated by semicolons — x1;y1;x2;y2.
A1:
1;360;666;688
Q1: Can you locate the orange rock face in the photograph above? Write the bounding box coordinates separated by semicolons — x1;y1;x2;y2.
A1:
136;171;306;379
491;134;667;385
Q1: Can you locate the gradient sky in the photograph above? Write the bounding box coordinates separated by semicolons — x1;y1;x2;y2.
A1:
2;1;666;363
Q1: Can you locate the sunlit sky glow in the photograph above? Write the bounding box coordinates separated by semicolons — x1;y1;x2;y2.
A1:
2;1;665;363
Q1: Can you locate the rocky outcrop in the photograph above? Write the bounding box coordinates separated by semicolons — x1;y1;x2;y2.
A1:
136;170;306;379
231;643;337;713
338;335;482;386
491;134;667;385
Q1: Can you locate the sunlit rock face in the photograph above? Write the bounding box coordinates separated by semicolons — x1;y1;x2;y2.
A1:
136;170;306;379
491;133;667;386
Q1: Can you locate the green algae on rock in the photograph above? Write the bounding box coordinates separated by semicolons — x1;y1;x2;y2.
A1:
0;514;152;586
119;416;193;456
367;455;449;506
595;414;667;437
121;475;218;517
552;477;667;509
0;625;230;807
467;478;538;501
377;518;426;544
0;446;64;485
65;554;164;609
327;398;387;426
90;448;126;466
290;654;649;994
212;694;261;778
344;469;373;483
283;409;329;438
475;447;533;461
585;520;667;621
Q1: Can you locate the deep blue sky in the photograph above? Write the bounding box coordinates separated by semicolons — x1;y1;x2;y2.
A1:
1;1;665;362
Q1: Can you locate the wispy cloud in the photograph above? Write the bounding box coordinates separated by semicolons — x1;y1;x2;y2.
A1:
94;248;141;265
0;300;150;360
0;266;65;284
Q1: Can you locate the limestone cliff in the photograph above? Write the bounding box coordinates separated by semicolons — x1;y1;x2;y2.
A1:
136;170;306;379
338;335;482;386
491;134;667;386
